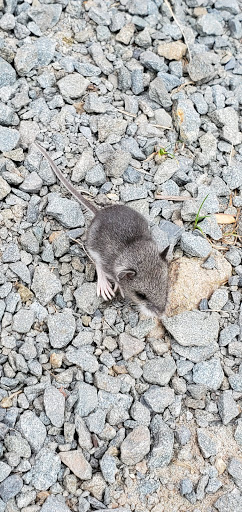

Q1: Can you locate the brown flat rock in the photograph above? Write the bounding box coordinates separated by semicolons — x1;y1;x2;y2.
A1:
165;250;232;317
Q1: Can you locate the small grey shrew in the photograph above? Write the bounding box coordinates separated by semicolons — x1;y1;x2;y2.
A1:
34;142;170;317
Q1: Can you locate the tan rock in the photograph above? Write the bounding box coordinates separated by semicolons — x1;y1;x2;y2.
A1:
116;23;135;45
50;352;63;368
60;450;92;480
165;250;232;317
120;426;150;465
82;472;106;500
158;41;187;61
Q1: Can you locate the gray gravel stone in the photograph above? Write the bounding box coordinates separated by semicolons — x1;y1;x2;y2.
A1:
0;176;11;200
100;454;117;483
105;149;131;178
47;193;85;228
47;310;75;348
0;57;16;88
121;425;150;465
175;426;191;445
163;311;219;347
143;386;175;413
228;458;242;489
218;390;240;425
197;429;217;458
31;448;61;490
20;171;43;193
12;308;35;333
0;462;11;483
94;371;121;394
173;97;200;144
180;232;211;258
74;282;101;314
130;402;151;426
85;408;106;434
0;475;23;503
197;14;223;36
85;164;106;186
18;410;47;453
40;495;71;512
208;289;228;310
119;332;145;360
180;478;193;496
193;357;224;390
143;355;176;386
149;415;174;469
44;386;65;427
0;126;19;152
187;54;214;83
66;347;98;373
149;77;172;109
31;264;62;305
75;382;98;417
9;261;31;284
214;489;242;512
154;159;179;185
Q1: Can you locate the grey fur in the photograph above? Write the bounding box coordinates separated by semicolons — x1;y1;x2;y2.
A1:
35;142;169;316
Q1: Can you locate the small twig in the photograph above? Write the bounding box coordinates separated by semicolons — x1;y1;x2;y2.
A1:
201;309;233;313
155;195;193;201
229;143;234;166
69;237;95;263
151;124;174;130
171;81;194;95
163;0;192;61
116;109;137;118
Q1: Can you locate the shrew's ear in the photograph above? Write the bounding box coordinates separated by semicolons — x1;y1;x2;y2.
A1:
117;269;136;281
160;245;173;262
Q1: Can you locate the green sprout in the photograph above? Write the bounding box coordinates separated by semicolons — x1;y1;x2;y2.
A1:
193;194;209;236
158;146;175;159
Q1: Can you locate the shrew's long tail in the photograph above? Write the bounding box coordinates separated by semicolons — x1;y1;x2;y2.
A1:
34;141;97;214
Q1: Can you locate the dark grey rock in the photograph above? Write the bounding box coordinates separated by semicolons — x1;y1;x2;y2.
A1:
149;77;172;109
140;50;165;72
157;72;181;91
131;68;144;95
0;475;23;503
149;415;174;469
187;54;214;83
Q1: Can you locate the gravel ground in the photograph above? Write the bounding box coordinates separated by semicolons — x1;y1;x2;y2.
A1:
0;0;242;511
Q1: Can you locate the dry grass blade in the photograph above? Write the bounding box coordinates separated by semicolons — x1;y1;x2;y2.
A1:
0;390;22;408
229;143;234;166
151;124;174;130
163;0;192;61
155;194;193;201
171;81;194;95
117;109;137;118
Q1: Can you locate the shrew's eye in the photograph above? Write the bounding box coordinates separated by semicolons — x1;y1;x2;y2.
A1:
135;291;147;301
